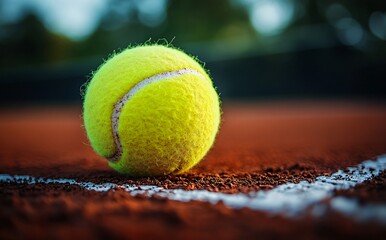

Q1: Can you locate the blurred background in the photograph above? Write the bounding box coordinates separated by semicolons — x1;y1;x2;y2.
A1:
0;0;385;106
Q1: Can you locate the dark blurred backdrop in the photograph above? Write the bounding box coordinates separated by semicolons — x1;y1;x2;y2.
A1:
0;0;385;105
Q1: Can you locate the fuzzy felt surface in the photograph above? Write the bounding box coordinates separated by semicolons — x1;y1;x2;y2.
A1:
83;45;220;176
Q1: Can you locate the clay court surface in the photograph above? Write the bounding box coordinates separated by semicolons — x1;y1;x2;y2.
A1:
1;101;386;239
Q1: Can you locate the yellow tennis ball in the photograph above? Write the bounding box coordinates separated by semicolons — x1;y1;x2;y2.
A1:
83;45;221;176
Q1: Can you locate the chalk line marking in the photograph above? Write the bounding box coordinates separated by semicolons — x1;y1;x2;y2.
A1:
1;155;386;223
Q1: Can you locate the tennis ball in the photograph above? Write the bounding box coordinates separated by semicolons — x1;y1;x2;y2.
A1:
83;45;221;176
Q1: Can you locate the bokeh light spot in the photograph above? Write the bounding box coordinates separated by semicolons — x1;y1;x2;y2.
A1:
0;0;108;41
335;18;364;46
248;0;295;36
135;0;168;28
369;12;386;41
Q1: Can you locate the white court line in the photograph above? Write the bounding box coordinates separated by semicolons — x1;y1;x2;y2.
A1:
1;155;386;223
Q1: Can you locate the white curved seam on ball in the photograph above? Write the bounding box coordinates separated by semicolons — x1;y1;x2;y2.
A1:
108;68;207;162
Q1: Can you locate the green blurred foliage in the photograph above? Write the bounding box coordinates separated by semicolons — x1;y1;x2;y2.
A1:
76;0;255;60
0;14;72;67
0;0;255;68
0;0;385;69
